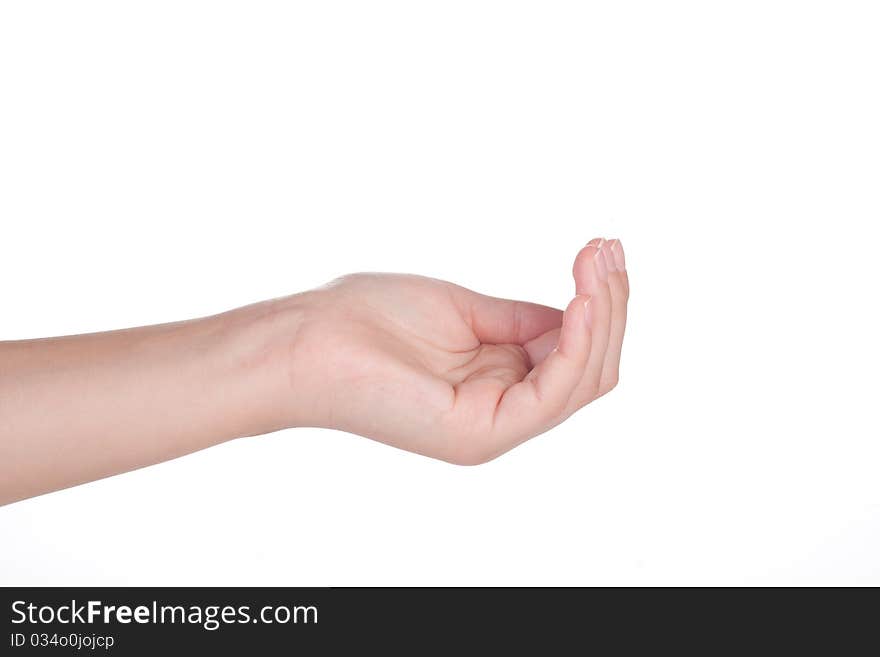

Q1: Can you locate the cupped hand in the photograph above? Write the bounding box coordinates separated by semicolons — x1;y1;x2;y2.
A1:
283;239;628;464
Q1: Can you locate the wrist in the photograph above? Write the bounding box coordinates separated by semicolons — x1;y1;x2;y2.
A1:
208;292;316;438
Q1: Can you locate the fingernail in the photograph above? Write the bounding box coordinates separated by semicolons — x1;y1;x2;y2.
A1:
594;246;608;282
602;241;617;272
610;239;626;271
583;297;593;328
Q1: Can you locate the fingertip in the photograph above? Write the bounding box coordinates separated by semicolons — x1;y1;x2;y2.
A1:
573;237;606;294
557;294;592;358
602;240;617;273
594;243;609;282
610;239;626;271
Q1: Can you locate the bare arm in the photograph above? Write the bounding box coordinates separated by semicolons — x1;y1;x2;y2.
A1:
0;239;628;506
0;298;306;505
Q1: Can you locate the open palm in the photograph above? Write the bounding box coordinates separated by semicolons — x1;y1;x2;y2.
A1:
289;239;628;464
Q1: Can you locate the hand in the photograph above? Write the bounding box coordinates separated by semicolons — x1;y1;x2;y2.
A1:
0;238;627;504
277;238;628;464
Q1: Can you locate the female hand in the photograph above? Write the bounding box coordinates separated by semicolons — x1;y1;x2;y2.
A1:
0;238;628;504
273;238;628;464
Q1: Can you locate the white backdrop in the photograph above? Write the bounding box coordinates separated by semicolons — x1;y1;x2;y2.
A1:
1;1;878;586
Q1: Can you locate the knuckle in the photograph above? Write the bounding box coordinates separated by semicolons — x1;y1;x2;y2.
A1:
546;393;569;418
324;272;358;288
598;375;619;397
449;453;493;467
581;381;601;403
445;436;500;466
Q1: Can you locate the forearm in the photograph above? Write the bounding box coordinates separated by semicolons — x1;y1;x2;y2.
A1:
0;297;304;505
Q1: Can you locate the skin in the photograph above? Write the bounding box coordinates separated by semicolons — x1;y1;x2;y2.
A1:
0;239;628;505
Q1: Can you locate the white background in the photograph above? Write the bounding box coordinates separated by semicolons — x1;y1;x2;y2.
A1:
1;1;878;586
